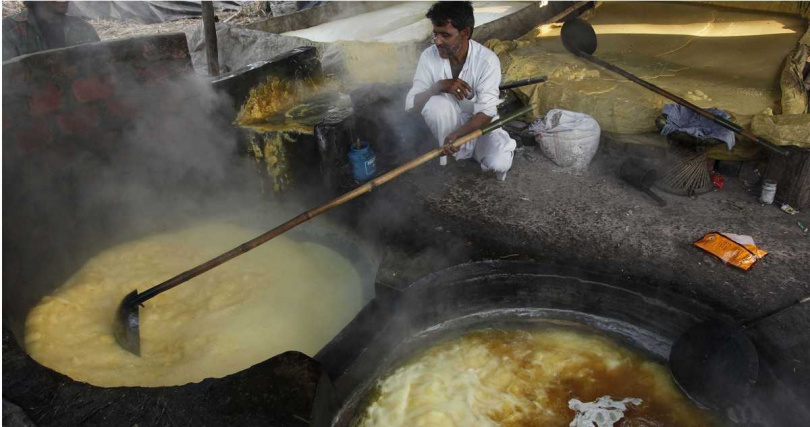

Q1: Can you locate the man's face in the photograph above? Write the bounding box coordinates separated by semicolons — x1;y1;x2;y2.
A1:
41;2;70;15
432;22;468;59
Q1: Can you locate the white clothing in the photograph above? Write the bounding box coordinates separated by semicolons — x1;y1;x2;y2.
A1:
406;40;501;117
421;95;515;172
406;41;516;173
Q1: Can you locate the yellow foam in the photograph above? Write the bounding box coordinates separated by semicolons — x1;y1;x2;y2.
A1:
356;328;714;426
25;222;363;387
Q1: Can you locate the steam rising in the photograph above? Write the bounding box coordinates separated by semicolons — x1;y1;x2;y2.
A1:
4;63;353;340
80;74;253;225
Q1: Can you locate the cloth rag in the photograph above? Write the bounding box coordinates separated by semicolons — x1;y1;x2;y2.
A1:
660;104;736;150
569;396;642;427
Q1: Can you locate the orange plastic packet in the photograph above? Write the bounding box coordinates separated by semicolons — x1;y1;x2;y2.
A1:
693;232;767;271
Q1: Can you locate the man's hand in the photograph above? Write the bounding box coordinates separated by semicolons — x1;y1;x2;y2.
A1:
409;78;472;114
433;78;472;100
441;112;493;156
442;130;464;155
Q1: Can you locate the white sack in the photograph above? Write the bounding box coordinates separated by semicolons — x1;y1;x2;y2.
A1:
531;109;601;172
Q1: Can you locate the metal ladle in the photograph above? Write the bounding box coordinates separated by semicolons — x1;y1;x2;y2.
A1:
113;105;534;356
669;296;810;409
559;18;789;157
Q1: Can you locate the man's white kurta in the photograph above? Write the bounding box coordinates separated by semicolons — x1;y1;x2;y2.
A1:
406;40;516;172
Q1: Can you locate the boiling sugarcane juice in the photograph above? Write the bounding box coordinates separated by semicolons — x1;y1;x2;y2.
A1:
355;328;716;426
24;223;364;387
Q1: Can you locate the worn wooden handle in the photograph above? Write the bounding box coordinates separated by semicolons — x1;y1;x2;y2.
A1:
135;106;533;304
575;51;789;157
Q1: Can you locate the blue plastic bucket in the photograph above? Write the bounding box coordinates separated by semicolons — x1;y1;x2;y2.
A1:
348;141;376;181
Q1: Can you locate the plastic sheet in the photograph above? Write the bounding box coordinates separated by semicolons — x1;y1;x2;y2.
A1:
693;232;768;271
186;23;315;75
779;27;810;115
750;112;810;148
490;2;807;140
68;1;243;24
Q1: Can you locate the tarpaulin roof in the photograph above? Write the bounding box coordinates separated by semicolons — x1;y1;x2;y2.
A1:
67;1;244;24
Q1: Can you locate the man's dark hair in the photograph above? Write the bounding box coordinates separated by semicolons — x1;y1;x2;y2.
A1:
426;1;475;37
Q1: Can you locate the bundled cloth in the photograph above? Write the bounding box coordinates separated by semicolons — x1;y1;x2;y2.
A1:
569;396;643;427
660;104;736;150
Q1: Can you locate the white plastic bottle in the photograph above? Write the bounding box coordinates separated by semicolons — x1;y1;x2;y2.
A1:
760;179;777;205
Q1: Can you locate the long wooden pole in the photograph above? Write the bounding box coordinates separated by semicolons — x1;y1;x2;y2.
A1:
201;1;220;77
132;106;533;304
572;49;790;157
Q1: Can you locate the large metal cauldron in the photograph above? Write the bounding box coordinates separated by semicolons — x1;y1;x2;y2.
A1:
2;211;379;426
314;261;799;426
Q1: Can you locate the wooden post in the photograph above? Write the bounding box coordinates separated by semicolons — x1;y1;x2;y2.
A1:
766;146;810;209
201;1;219;76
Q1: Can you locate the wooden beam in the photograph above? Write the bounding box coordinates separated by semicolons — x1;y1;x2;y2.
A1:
541;1;592;26
201;1;219;77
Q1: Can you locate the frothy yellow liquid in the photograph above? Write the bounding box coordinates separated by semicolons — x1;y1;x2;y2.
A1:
357;329;714;427
24;223;364;387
